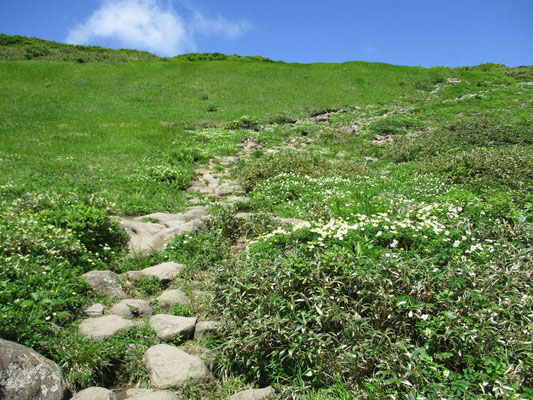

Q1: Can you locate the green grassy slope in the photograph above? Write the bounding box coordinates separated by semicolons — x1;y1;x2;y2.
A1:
1;35;531;399
0;52;471;213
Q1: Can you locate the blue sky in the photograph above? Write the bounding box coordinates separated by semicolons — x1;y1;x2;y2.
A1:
0;0;531;66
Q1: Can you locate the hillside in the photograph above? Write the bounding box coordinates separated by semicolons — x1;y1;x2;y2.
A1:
0;34;532;399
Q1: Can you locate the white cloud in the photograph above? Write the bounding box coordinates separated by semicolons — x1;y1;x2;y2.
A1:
66;0;252;57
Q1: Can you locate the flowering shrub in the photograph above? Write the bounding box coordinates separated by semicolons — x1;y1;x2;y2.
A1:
0;194;126;355
216;201;532;397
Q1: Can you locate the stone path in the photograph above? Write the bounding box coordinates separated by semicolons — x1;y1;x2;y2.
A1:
74;105;409;397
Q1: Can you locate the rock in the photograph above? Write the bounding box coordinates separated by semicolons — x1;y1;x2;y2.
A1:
124;262;185;283
178;345;215;370
119;219;166;236
156;289;189;308
111;299;153;319
82;270;128;299
129;392;179;400
194;321;221;340
73;387;116;400
230;387;276;400
447;77;462;84
143;344;211;389
0;338;68;400
149;315;197;341
114;388;154;400
79;315;135;341
85;303;105;317
315;114;329;124
365;156;378;163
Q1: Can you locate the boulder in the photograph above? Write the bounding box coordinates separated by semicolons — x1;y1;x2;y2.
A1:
81;270;128;299
79;315;135;341
143;345;210;389
156;289;189;308
149;315;197;341
230;387;276;400
194;321;221;340
85;303;105;317
128;391;179;400
72;387;116;400
124;262;185;283
0;338;68;400
111;299;153;319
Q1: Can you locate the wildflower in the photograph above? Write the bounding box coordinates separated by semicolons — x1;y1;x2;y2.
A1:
390;239;398;248
443;370;450;378
425;328;431;336
421;314;429;321
45;316;51;321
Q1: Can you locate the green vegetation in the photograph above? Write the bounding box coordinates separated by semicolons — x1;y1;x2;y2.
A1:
0;35;531;398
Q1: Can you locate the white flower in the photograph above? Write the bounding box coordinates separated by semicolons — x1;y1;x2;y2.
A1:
421;314;429;321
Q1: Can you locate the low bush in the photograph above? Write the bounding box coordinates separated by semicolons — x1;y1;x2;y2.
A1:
0;193;126;359
386;116;533;163
238;149;367;191
215;203;532;398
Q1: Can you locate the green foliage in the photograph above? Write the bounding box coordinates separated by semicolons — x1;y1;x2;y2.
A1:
226;115;263;131
0;194;125;355
215;203;532;397
386;116;533;162
238;149;367;192
0;33;157;62
367;113;427;136
459;63;533;82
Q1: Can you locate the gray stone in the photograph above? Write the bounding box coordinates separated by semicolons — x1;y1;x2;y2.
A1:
79;315;135;341
120;219;166;236
73;387;116;400
143;344;211;389
365;156;378;163
230;387;276;400
85;303;105;317
129;391;179;400
124;262;185;283
156;289;189;308
81;270;128;299
111;299;153;319
149;315;197;341
316;114;329;124
0;338;68;400
114;388;154;400
194;321;221;340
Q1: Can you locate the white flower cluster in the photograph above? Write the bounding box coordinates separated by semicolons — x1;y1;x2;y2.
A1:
250;202;495;257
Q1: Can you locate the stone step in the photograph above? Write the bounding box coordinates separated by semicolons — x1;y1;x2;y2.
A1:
149;314;197;341
110;299;153;319
143;344;211;389
79;315;135;341
123;262;185;283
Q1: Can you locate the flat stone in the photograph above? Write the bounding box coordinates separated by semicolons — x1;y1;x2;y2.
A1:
124;262;185;283
156;289;189;308
111;299;153;319
81;270;128;299
0;338;68;400
129;391;179;400
194;321;221;340
149;314;197;341
230;387;276;400
143;344;211;389
73;387;116;400
114;388;154;400
79;315;135;341
85;303;105;317
120;219;166;236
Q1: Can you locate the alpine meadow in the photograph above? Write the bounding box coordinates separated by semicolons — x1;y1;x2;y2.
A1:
0;34;532;399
